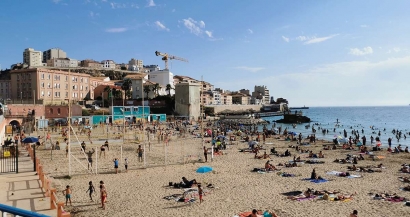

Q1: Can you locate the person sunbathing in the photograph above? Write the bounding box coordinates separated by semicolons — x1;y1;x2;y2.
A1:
347;165;357;171
399;177;410;182
265;161;276;171
401;166;410;173
318;151;325;158
262;152;270;159
287;189;312;200
334;192;356;201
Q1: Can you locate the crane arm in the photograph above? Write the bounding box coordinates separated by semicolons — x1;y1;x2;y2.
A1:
168;55;189;63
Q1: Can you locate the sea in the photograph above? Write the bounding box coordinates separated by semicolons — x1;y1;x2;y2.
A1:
261;106;410;147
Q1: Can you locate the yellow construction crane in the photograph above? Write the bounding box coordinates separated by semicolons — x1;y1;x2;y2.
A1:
155;51;188;70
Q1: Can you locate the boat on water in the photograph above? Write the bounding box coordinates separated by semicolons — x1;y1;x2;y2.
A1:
289;105;309;109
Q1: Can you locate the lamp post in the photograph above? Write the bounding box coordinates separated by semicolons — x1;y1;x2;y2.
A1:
141;78;146;168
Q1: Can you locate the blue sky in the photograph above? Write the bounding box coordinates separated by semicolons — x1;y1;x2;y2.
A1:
1;0;410;106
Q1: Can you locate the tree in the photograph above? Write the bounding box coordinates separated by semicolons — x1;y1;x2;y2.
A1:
165;84;173;96
143;85;151;99
121;79;132;99
120;66;127;70
151;83;160;97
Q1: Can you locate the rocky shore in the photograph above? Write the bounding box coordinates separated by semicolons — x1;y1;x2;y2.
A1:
218;116;268;125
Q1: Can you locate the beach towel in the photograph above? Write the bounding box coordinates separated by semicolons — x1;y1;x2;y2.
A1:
385;197;405;202
297;195;316;201
302;178;329;183
347;175;362;178
237;211;263;217
326;171;361;178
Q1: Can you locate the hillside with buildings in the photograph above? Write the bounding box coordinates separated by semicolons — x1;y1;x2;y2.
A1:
0;47;289;121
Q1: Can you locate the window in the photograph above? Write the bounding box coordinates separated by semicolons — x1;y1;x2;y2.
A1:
50;108;53;114
85;86;88;91
57;108;61;115
133;107;139;112
65;76;68;81
124;107;130;112
41;74;45;79
41;91;44;96
66;92;68;97
65;84;68;89
80;85;83;90
48;83;51;88
80;93;83;98
48;74;51;80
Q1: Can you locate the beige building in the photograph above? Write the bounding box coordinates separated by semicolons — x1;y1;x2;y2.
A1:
231;93;251;105
10;68;93;104
47;58;78;68
43;48;67;63
221;93;232;105
175;82;200;120
101;60;116;69
80;59;102;68
0;80;11;99
23;48;43;67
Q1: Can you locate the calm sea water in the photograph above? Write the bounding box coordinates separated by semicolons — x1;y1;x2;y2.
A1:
261;106;410;147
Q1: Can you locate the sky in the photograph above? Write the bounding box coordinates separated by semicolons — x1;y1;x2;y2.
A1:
1;0;410;107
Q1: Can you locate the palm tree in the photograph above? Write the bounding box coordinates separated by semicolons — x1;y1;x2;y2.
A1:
121;79;132;99
151;83;160;97
165;84;173;96
143;85;151;99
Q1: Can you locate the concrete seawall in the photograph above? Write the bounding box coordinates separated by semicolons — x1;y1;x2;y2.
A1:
206;105;262;114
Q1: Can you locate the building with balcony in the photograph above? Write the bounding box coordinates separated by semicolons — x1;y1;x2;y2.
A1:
231;92;251;105
252;85;270;105
221;93;232;105
23;48;43;67
10;68;93;104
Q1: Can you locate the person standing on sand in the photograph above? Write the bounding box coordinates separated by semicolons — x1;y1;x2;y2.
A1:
62;185;72;206
113;158;119;174
124;158;128;172
203;146;208;162
137;145;144;162
86;181;96;201
198;184;203;203
87;148;95;170
99;181;107;209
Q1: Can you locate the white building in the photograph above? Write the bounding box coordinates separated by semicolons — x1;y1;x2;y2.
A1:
47;58;78;68
142;65;160;73
23;48;43;67
147;69;175;95
128;58;143;71
101;60;116;69
43;48;67;63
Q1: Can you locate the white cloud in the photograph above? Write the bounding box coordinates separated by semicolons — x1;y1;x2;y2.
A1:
182;18;205;36
219;56;410;106
89;11;99;18
154;21;169;31
388;47;401;53
304;34;339;44
105;28;128;33
205;31;213;38
360;24;369;28
349;46;373;56
110;2;126;9
282;36;289;42
248;29;253;34
235;66;265;73
147;0;155;7
296;36;310;41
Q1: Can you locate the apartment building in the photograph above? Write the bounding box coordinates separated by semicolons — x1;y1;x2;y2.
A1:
43;48;67;63
0;80;11;99
47;58;78;68
252;85;270;104
128;58;143;71
231;93;251;105
80;59;102;68
10;68;92;104
148;69;175;95
221;93;232;105
23;48;43;67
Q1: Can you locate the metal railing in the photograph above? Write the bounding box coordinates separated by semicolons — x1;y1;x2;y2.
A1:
0;203;51;217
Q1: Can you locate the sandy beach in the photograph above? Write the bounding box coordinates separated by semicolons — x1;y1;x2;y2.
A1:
34;123;410;217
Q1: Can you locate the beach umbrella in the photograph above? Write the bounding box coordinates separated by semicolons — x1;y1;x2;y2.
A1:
196;166;213;174
22;137;39;143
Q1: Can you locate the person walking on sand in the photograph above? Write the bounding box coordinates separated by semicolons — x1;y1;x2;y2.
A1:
203;146;208;162
86;181;96;201
124;158;128;172
113;158;119;174
62;185;72;206
100;144;106;158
